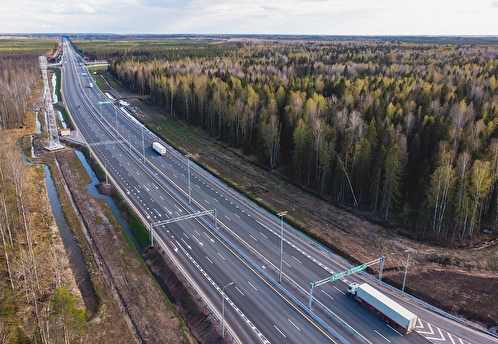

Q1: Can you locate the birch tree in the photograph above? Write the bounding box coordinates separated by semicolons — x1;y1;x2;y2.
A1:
488;138;498;230
167;76;177;117
261;99;281;169
454;152;472;241
425;144;456;238
466;159;491;239
242;84;259;145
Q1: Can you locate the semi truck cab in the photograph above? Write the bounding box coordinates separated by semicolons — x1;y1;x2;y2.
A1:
347;282;360;296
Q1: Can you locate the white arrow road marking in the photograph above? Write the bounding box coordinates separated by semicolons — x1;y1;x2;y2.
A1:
180;238;191;250
193;236;203;246
170;241;178;252
203;232;215;242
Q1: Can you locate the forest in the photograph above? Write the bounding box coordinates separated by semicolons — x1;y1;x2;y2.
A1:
0;38;60;130
73;37;498;243
0;38;87;343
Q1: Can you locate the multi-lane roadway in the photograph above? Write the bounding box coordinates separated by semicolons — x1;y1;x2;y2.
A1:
60;38;497;344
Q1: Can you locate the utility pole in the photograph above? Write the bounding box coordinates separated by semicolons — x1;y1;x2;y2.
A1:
277;211;287;283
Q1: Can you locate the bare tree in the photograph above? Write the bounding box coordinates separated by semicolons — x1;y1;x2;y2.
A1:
0;55;40;129
466;160;491;239
261;101;281;170
488;138;498;230
403;111;416;138
0;319;13;344
167;76;177;117
5;149;47;342
0;219;14;290
426;144;456;238
454;151;472;241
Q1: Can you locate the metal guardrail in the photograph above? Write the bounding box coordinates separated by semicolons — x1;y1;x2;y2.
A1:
63;50;498;342
61;60;243;342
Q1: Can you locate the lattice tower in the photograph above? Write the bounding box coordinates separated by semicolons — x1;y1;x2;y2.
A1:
38;56;64;150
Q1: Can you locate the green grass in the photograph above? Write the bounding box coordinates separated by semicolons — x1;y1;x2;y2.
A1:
122;202;150;248
53;104;72;128
99;71;129;93
54;68;62;102
0;38;59;53
88;67;108;90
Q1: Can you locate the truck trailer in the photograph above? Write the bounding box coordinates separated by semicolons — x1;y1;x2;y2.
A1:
347;282;418;334
150;141;166;156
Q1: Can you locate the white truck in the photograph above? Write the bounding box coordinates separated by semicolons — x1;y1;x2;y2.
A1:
150;141;166;156
88;82;93;88
347;282;418;334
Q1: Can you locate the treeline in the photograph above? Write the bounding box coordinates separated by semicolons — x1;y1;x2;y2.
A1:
83;39;498;242
72;38;238;61
0;38;85;342
0;38;59;129
0;134;86;342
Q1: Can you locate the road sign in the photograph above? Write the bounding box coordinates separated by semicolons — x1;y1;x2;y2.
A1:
347;264;366;275
330;271;346;281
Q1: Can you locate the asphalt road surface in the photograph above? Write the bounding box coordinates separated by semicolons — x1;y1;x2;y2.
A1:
59;38;497;344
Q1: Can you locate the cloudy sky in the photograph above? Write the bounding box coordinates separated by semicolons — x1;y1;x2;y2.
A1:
2;0;498;35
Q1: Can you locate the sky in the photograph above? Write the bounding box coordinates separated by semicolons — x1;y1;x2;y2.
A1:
2;0;498;36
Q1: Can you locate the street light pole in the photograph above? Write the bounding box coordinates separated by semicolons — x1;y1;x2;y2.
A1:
402;250;410;292
115;105;119;139
277;211;287;283
186;153;192;204
221;281;234;339
141;125;145;164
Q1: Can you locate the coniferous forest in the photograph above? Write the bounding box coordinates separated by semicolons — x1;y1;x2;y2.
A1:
74;37;498;243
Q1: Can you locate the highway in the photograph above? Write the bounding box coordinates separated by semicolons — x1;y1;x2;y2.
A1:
61;39;335;344
60;38;497;344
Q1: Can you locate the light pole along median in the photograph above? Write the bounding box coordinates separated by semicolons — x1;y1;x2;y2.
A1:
221;281;234;339
186;153;192;204
277;211;287;283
